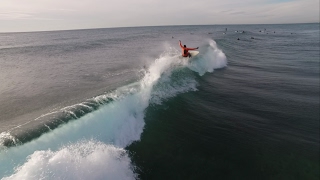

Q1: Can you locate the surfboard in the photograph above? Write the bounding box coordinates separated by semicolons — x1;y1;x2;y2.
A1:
189;51;199;57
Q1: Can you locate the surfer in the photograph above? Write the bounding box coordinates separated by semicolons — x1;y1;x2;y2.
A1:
179;40;198;58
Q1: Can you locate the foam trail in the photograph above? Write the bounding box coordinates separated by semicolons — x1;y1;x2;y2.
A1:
0;40;227;179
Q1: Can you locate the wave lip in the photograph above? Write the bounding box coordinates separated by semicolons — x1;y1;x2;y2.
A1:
0;93;116;148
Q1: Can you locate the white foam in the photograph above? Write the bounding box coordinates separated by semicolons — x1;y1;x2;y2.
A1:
3;141;135;180
188;39;227;76
0;132;19;151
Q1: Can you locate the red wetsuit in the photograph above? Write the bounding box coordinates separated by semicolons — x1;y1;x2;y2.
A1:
179;41;197;57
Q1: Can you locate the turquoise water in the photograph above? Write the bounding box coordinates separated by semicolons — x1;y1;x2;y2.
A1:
0;24;319;179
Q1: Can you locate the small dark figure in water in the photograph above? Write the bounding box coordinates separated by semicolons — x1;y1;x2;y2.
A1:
237;38;240;40
251;37;254;39
172;36;174;39
274;31;275;33
259;30;261;32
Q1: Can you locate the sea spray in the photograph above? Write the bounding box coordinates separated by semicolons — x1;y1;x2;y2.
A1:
189;39;227;76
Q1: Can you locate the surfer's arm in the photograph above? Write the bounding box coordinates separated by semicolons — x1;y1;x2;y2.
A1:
187;47;199;50
179;40;183;48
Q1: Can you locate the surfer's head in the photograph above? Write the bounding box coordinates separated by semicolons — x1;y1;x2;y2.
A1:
184;45;186;48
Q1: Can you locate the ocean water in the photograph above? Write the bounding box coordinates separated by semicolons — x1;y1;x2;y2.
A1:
0;24;319;179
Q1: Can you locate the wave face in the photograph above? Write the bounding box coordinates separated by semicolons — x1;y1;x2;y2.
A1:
0;40;227;179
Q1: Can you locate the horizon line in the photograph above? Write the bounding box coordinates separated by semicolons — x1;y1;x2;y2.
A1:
0;22;318;34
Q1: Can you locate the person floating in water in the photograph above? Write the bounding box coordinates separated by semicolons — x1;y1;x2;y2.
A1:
179;40;198;58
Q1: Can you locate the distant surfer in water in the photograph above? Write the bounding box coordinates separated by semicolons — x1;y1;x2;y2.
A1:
179;40;198;58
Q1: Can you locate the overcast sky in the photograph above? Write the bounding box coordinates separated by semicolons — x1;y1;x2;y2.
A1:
0;0;319;32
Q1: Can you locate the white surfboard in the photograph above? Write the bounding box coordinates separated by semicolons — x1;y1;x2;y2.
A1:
189;51;199;57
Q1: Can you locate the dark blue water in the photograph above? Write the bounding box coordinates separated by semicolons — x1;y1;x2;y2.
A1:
0;24;319;179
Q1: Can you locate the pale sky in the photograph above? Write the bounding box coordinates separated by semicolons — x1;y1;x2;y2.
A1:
0;0;319;32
